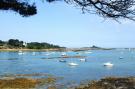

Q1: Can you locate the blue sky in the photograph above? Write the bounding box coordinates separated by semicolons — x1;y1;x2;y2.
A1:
0;1;135;48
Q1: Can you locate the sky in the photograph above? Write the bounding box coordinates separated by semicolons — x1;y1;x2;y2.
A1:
0;1;135;48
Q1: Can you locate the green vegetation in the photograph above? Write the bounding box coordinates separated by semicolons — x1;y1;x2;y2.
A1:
7;39;24;48
26;42;62;49
0;40;4;46
0;39;25;49
0;39;64;49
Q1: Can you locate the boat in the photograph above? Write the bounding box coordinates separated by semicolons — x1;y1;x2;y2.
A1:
18;51;24;55
119;57;123;59
18;52;24;55
103;62;114;67
79;58;86;62
61;52;66;56
19;50;22;53
85;51;92;54
68;62;78;66
59;59;66;62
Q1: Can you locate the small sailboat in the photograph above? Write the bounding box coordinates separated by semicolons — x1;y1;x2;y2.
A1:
79;58;86;62
68;62;78;66
103;62;114;67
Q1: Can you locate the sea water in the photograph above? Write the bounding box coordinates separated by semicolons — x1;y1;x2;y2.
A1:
0;49;135;87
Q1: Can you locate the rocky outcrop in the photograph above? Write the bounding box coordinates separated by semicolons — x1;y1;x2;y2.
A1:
76;77;135;89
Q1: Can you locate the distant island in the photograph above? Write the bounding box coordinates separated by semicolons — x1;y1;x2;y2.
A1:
0;39;65;51
66;45;113;52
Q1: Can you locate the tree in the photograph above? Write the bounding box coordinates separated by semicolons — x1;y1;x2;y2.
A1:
0;40;4;46
7;39;24;48
0;0;135;21
0;0;36;17
26;42;61;49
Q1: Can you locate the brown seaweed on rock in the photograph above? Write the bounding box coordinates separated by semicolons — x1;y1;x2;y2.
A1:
76;77;135;89
0;77;56;89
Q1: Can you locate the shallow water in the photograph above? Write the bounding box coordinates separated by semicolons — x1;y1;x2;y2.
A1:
0;49;135;88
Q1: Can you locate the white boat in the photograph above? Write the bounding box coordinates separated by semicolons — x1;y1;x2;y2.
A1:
59;59;66;62
85;51;92;54
68;62;78;66
19;50;22;53
18;50;23;55
79;58;86;62
61;52;66;56
18;52;24;55
103;62;114;67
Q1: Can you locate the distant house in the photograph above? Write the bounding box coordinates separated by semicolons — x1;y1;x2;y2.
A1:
23;42;27;47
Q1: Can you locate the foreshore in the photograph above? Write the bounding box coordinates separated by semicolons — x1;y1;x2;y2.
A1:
0;75;134;89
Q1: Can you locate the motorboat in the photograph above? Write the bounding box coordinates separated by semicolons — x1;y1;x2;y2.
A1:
59;59;66;62
119;57;123;59
61;52;66;56
18;51;24;55
68;62;78;66
79;58;86;62
18;52;24;55
103;62;114;67
19;50;22;53
85;51;92;54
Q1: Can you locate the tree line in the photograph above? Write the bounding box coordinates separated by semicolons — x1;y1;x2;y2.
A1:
0;39;64;49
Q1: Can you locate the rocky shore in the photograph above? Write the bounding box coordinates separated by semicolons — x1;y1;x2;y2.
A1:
76;77;135;89
0;76;135;89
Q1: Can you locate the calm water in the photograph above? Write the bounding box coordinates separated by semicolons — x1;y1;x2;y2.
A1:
0;49;135;87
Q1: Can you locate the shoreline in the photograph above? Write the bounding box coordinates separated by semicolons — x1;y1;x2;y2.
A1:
0;48;66;52
0;48;114;52
0;75;134;89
